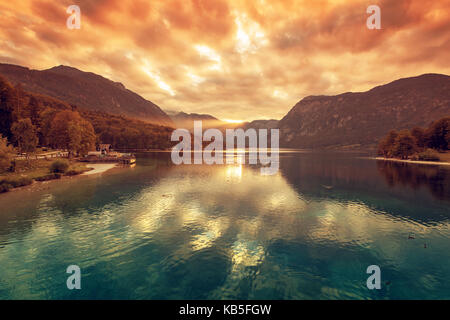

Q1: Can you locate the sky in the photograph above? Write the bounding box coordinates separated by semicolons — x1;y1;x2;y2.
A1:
0;0;449;122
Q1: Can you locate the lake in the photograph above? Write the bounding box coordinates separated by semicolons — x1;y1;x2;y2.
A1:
0;151;449;299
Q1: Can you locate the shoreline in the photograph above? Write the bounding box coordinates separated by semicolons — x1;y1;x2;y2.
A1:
1;162;123;196
82;163;119;175
373;157;450;166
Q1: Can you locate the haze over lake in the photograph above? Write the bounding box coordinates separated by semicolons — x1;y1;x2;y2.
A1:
0;152;449;299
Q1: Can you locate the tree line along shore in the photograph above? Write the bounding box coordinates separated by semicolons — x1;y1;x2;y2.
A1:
2;72;449;192
377;116;450;162
0;75;174;193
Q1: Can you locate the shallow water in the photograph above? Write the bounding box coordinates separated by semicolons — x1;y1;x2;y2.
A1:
0;152;449;299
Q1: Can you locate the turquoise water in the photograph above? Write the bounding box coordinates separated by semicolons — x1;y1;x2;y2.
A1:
0;152;449;299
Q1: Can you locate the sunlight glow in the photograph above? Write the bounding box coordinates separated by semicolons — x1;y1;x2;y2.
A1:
194;45;222;71
223;119;244;123
273;89;289;99
141;66;176;96
234;13;268;54
226;164;243;180
187;72;205;86
231;239;265;271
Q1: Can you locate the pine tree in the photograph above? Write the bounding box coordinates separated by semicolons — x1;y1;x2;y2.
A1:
0;76;18;140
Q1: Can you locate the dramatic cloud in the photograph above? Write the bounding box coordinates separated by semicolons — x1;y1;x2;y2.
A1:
0;0;449;121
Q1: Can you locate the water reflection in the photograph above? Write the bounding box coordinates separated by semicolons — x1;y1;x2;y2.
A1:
377;160;450;201
0;152;449;299
279;153;450;223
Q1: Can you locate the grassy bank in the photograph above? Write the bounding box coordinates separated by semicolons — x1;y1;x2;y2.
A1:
0;159;92;193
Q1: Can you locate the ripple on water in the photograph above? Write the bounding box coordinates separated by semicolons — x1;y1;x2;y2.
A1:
0;153;449;299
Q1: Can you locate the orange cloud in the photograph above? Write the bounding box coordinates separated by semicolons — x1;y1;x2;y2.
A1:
0;0;449;121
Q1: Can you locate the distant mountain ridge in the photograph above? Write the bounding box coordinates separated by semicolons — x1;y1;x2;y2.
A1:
0;63;173;126
167;111;230;131
2;63;448;150
241;119;279;131
279;73;450;149
168;111;218;123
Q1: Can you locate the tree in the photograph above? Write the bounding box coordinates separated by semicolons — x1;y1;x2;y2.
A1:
14;83;24;118
11;118;38;154
66;121;82;154
377;130;398;157
0;136;14;173
446;131;450;149
49;110;96;156
39;107;59;147
78;120;96;155
28;96;42;126
426;117;450;151
391;130;417;159
49;110;82;153
411;127;426;149
0;76;18;141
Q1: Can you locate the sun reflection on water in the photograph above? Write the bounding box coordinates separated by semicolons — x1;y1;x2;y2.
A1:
0;153;450;299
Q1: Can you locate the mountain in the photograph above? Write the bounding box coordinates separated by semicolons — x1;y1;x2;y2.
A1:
168;110;280;131
0;63;173;126
279;74;450;149
0;74;174;150
241;119;279;131
168;111;219;126
167;111;239;131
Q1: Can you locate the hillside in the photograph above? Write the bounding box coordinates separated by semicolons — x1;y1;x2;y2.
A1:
0;75;174;150
279;74;450;149
167;111;251;132
168;111;221;130
241;119;279;131
0;63;173;126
